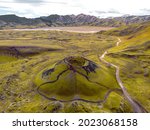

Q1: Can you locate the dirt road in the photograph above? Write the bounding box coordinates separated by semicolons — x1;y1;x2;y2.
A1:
99;38;147;113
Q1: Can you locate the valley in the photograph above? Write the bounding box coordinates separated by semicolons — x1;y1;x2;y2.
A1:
0;23;149;113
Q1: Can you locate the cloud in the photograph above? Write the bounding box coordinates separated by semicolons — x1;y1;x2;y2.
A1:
0;0;150;18
140;8;150;12
0;8;21;16
13;0;44;3
13;0;67;4
95;9;120;15
0;6;10;9
0;6;12;14
0;3;38;17
95;11;107;14
107;10;120;14
0;8;10;14
0;7;17;15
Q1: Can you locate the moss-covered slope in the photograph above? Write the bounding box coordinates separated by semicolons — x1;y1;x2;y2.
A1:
34;56;120;102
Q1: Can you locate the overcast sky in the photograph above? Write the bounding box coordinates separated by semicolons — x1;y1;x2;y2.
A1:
0;0;150;18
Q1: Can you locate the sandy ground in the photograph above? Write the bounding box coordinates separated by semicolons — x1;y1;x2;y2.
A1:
1;26;114;33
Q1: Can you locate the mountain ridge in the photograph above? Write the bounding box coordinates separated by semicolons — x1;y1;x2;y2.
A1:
0;14;150;28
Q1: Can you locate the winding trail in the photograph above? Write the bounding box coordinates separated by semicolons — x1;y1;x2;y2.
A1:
37;87;121;104
99;38;147;113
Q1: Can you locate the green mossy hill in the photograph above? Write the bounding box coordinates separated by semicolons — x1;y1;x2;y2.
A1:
34;56;120;102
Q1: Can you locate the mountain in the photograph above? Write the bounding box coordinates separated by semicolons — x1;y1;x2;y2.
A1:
0;14;46;28
0;14;100;28
40;14;100;26
97;15;150;27
0;14;150;28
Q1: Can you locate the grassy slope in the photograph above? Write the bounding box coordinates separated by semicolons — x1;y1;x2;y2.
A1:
105;22;150;111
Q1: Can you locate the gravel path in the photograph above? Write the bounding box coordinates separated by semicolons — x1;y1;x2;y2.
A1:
99;38;147;113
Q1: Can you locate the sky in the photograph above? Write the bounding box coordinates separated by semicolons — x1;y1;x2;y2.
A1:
0;0;150;18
